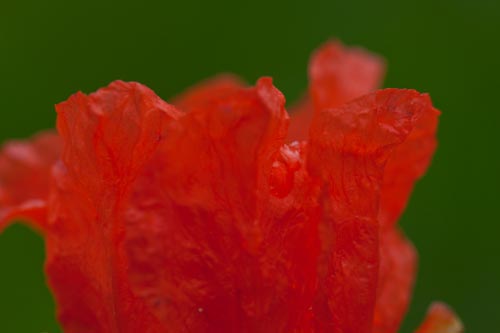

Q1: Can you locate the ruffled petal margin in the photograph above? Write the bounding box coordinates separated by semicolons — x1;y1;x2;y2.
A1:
379;102;440;227
47;81;180;333
374;93;440;333
0;75;450;333
124;77;321;332
307;88;431;333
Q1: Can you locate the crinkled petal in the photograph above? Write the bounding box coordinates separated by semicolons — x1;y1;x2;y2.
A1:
172;74;246;112
307;89;432;333
372;93;438;333
373;228;417;333
46;81;180;333
0;131;61;231
379;100;440;226
125;78;320;332
415;303;463;333
287;40;385;141
0;40;451;333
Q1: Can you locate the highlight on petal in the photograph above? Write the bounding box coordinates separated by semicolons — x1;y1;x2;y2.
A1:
288;40;385;141
307;88;433;333
124;77;321;332
415;303;463;333
0;131;61;232
46;81;180;333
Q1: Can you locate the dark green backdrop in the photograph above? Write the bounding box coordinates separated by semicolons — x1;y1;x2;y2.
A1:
1;0;498;332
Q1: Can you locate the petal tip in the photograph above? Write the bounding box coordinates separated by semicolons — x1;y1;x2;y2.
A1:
416;302;464;333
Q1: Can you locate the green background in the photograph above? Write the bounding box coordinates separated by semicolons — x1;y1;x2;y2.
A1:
1;0;498;332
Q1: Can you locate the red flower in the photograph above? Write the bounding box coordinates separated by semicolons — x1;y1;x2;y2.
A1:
0;40;462;333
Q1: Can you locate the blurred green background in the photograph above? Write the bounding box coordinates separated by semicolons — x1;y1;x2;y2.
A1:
1;0;498;332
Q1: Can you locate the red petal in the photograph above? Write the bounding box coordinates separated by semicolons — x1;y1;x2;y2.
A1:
415;303;463;333
307;89;431;333
287;40;385;142
372;95;438;333
286;96;314;142
379;99;440;226
47;81;180;333
373;228;417;333
124;78;320;332
172;74;246;112
0;131;61;231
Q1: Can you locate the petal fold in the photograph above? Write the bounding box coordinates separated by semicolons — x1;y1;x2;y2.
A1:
307;89;431;333
47;81;180;333
379;99;440;226
125;78;320;332
0;41;449;333
373;92;439;333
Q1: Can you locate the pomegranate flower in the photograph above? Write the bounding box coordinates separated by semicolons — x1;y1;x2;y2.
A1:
0;40;462;333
